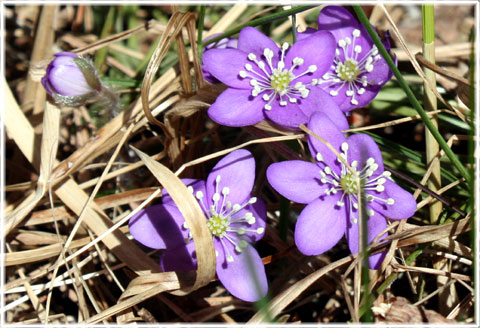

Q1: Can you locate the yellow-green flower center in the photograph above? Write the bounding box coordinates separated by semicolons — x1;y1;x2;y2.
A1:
270;70;292;93
340;172;363;195
336;59;360;82
207;215;229;238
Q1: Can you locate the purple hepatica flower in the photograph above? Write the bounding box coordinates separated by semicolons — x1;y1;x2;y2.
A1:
202;34;239;84
301;6;394;112
129;149;268;302
203;27;343;129
266;112;416;268
42;52;102;106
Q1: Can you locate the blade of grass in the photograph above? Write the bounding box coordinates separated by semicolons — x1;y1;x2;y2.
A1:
197;5;206;60
422;4;458;314
94;6;116;70
352;5;471;185
290;5;297;43
201;5;315;48
422;4;442;225
467;28;476;296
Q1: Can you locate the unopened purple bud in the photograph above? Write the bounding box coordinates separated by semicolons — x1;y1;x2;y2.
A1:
41;52;101;106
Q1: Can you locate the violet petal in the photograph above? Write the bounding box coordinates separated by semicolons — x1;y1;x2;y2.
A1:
347;134;385;175
129;204;189;250
307;112;347;173
295;195;347;255
369;179;417;220
230;198;267;243
208;88;266;127
285;30;336;83
202;49;251;89
47;65;92;97
345;210;388;269
296;27;317;41
267;160;323;204
162;179;207;207
206;149;255;208
299;88;349;131
216;242;268;302
264;100;308;128
160;241;197;272
238;27;279;60
317;6;362;38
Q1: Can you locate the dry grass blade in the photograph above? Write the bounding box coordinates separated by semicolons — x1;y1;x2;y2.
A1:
4;80;38;166
4;4;474;324
119;272;195;300
4;235;91;266
5;102;60;236
415;53;470;87
21;5;55;112
56;122;135;275
74;19;156;55
53;178;161;275
392;264;471;282
380;5;467;122
175;134;304;177
345;110;452;133
86;279;182;324
389;217;471;248
248;256;353;323
141;12;194;131
130;147;216;293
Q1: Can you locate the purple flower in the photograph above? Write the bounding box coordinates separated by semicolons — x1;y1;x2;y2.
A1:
266;112;416;268
129;149;268;302
41;52;101;106
203;27;347;129
301;6;394;112
202;34;239;84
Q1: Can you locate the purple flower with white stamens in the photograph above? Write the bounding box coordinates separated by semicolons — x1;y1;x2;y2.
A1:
129;150;268;302
202;34;239;84
301;6;394;112
41;52;102;106
202;27;343;128
266;112;416;268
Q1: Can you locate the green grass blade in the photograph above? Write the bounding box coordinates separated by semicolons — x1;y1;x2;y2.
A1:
352;5;471;185
201;5;315;48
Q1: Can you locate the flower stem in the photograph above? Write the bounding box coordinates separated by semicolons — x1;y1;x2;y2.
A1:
201;5;315;48
290;5;297;43
422;4;442;225
467;28;476;310
352;5;471;186
197;6;206;61
94;6;116;70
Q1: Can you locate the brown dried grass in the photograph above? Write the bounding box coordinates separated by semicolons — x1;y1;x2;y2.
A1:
3;4;474;324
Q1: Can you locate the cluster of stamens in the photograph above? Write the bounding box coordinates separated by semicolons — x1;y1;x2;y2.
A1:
239;43;317;110
312;29;383;106
188;175;264;263
316;142;395;224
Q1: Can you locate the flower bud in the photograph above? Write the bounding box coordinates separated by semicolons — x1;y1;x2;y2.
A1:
41;52;102;106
